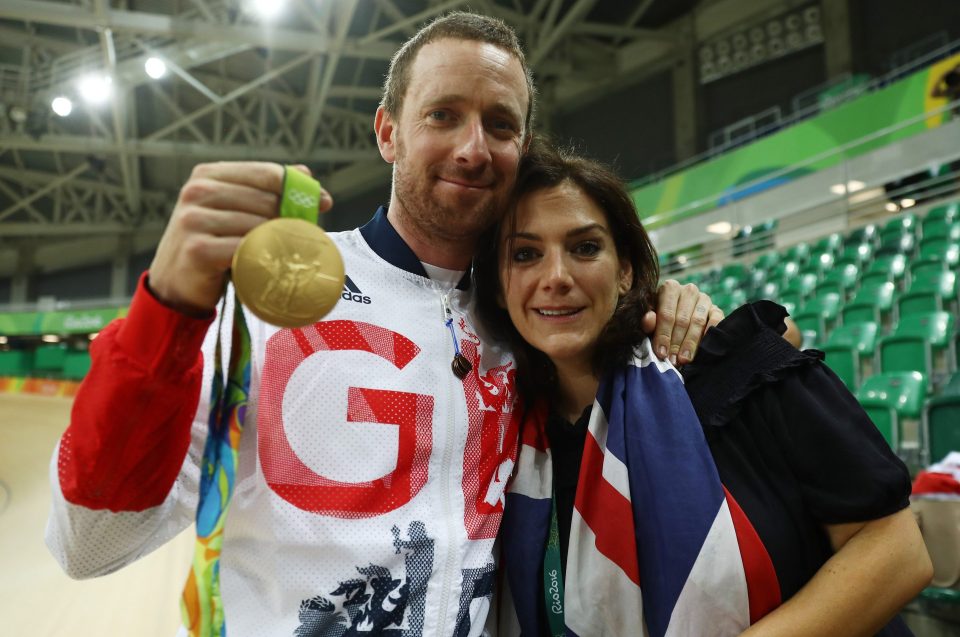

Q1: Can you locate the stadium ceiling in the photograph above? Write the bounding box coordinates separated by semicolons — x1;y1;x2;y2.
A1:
0;0;787;252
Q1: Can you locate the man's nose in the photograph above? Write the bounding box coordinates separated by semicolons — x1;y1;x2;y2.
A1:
454;116;492;167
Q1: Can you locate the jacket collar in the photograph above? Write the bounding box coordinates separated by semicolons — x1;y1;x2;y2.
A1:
359;206;472;290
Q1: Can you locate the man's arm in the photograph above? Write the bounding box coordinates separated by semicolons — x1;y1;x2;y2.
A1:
46;162;333;578
643;280;724;366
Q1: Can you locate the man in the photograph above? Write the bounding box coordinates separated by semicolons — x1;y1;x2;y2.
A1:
46;12;718;636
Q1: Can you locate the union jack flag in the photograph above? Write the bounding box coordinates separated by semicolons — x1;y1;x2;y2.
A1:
499;338;780;636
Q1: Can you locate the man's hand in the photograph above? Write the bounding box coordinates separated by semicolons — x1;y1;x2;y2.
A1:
148;162;333;315
642;280;724;366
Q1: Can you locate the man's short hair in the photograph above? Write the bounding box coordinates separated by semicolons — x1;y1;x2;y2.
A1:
381;11;536;138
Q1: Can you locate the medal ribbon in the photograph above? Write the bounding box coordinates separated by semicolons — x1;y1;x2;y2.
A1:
543;492;566;637
180;167;322;636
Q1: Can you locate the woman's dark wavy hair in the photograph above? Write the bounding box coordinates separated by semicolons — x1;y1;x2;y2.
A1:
475;136;660;402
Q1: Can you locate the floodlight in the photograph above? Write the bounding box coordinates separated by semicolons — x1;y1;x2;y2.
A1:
250;0;286;19
145;57;167;79
78;74;113;104
51;96;73;117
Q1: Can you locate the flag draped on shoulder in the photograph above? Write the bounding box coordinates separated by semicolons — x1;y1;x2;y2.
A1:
500;338;780;636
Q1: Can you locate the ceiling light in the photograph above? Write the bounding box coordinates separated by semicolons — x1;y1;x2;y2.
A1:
41;334;61;343
144;57;167;79
707;221;733;235
78;74;113;104
250;0;286;19
830;184;846;195
846;180;865;192
885;202;899;212
9;105;27;123
900;198;916;208
51;96;73;117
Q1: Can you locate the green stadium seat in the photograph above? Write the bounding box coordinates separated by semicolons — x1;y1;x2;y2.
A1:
756;280;780;301
779;292;802;315
923;202;959;226
821;321;880;390
713;290;747;315
860;254;907;291
782;243;811;265
897;270;958;317
857;371;928;465
753;252;779;272
880;213;918;241
836;242;874;268
875;233;916;257
811;233;843;258
842;282;897;330
924;372;960;469
720;262;748;280
718;275;747;294
920;227;960;257
769;260;801;287
908;247;960;282
800;252;835;280
913;241;960;273
845;224;879;248
917;587;960;623
920;219;959;243
815;263;859;299
792;292;842;339
783;273;819;302
879;311;957;382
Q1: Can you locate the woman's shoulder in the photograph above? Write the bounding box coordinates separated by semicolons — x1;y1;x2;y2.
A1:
681;301;824;428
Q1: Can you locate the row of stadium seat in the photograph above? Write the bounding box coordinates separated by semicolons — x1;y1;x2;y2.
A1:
858;370;960;473
678;200;960;475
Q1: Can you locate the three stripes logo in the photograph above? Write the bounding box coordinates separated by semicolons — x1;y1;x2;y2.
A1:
342;276;372;305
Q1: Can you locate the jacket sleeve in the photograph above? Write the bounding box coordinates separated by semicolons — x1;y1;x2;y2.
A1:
45;272;217;579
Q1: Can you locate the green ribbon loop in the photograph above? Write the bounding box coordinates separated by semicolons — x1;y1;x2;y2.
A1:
280;166;322;224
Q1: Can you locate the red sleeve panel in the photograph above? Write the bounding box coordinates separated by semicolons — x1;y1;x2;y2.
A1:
57;272;216;512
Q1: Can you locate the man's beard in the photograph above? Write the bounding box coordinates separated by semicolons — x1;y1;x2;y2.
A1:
392;143;505;246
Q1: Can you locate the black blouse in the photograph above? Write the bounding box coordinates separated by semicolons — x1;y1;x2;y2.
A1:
682;301;913;636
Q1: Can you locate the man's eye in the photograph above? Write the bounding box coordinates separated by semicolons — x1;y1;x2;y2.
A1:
429;110;449;121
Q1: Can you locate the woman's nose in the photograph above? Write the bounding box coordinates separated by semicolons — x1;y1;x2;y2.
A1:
541;251;573;291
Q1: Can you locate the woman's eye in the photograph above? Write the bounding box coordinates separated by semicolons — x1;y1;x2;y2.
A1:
573;241;601;256
512;247;538;262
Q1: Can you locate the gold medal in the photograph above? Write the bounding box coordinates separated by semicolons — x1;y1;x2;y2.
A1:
232;218;344;328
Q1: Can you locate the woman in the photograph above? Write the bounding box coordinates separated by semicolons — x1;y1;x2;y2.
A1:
474;139;932;636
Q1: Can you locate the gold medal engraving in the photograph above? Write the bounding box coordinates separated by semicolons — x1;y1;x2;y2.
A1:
232;218;345;328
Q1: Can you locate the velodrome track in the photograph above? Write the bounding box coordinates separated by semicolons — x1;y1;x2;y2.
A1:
0;393;193;636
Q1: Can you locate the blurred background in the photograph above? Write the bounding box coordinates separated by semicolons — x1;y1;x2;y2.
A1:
1;1;959;634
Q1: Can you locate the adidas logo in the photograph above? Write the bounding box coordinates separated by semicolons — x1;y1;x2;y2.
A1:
342;276;372;305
